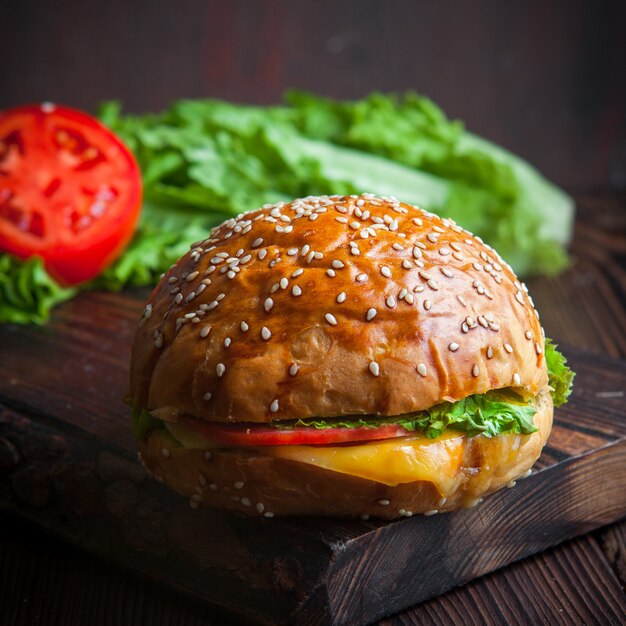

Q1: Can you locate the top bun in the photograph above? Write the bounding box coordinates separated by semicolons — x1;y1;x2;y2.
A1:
130;194;547;423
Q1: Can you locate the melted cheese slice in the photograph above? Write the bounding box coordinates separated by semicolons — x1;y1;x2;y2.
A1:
166;421;467;496
266;433;466;495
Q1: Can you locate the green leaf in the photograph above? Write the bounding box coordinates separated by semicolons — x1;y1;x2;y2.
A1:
131;403;164;441
0;254;76;325
545;339;575;406
282;388;538;439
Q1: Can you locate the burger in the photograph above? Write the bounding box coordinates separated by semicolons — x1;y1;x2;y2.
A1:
129;193;573;519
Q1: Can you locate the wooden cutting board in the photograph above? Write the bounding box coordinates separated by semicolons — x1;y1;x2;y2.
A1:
0;287;624;626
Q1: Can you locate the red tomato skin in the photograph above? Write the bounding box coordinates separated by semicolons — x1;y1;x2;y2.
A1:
0;104;142;285
180;416;411;447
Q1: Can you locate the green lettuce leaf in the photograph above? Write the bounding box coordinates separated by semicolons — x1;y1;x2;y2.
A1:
2;92;575;324
545;339;575;406
281;389;538;439
131;402;164;441
131;342;573;444
0;255;76;325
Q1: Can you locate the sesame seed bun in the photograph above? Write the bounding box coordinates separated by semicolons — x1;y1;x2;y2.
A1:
139;388;552;519
130;194;547;422
131;193;554;518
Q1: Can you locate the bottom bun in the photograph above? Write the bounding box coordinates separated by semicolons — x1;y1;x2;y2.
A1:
139;387;553;519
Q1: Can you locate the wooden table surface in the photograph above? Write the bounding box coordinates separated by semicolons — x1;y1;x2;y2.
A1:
1;191;625;625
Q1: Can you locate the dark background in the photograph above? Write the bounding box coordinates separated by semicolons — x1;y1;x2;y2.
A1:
2;0;625;190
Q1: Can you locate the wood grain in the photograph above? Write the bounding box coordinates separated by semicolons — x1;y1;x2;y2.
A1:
383;534;626;625
0;350;624;625
0;191;624;624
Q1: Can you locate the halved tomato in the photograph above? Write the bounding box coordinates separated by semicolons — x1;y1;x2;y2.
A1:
0;103;142;285
180;416;411;446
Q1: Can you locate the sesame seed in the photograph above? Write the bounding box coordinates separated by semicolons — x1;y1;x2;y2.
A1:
216;363;225;377
186;271;199;282
402;259;412;269
264;512;275;518
487;346;494;359
504;343;513;353
424;299;432;310
161;448;170;458
256;503;265;513
270;399;279;413
449;342;459;352
378;499;390;506
198;473;207;486
292;268;304;278
381;266;391;278
234;481;244;489
175;293;183;304
261;327;272;341
280;277;288;289
424;509;439;516
240;321;249;332
154;335;163;348
386;295;397;308
200;326;211;338
203;392;212;401
350;221;360;229
369;361;380;377
289;363;299;376
258;249;268;260
336;292;347;303
301;244;310;255
332;260;345;269
535;342;543;354
427;233;438;243
325;313;338;326
515;291;525;305
241;497;252;507
264;298;274;312
392;243;404;251
251;237;264;248
204;451;213;462
440;268;454;278
366;308;377;321
472;364;480;377
224;337;231;348
412;247;422;259
356;273;368;283
513;373;521;386
292;285;302;296
417;363;428;377
427;279;439;291
439;248;451;256
336;216;348;224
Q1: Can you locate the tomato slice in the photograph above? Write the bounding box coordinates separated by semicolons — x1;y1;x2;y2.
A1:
180;416;411;446
0;103;142;285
